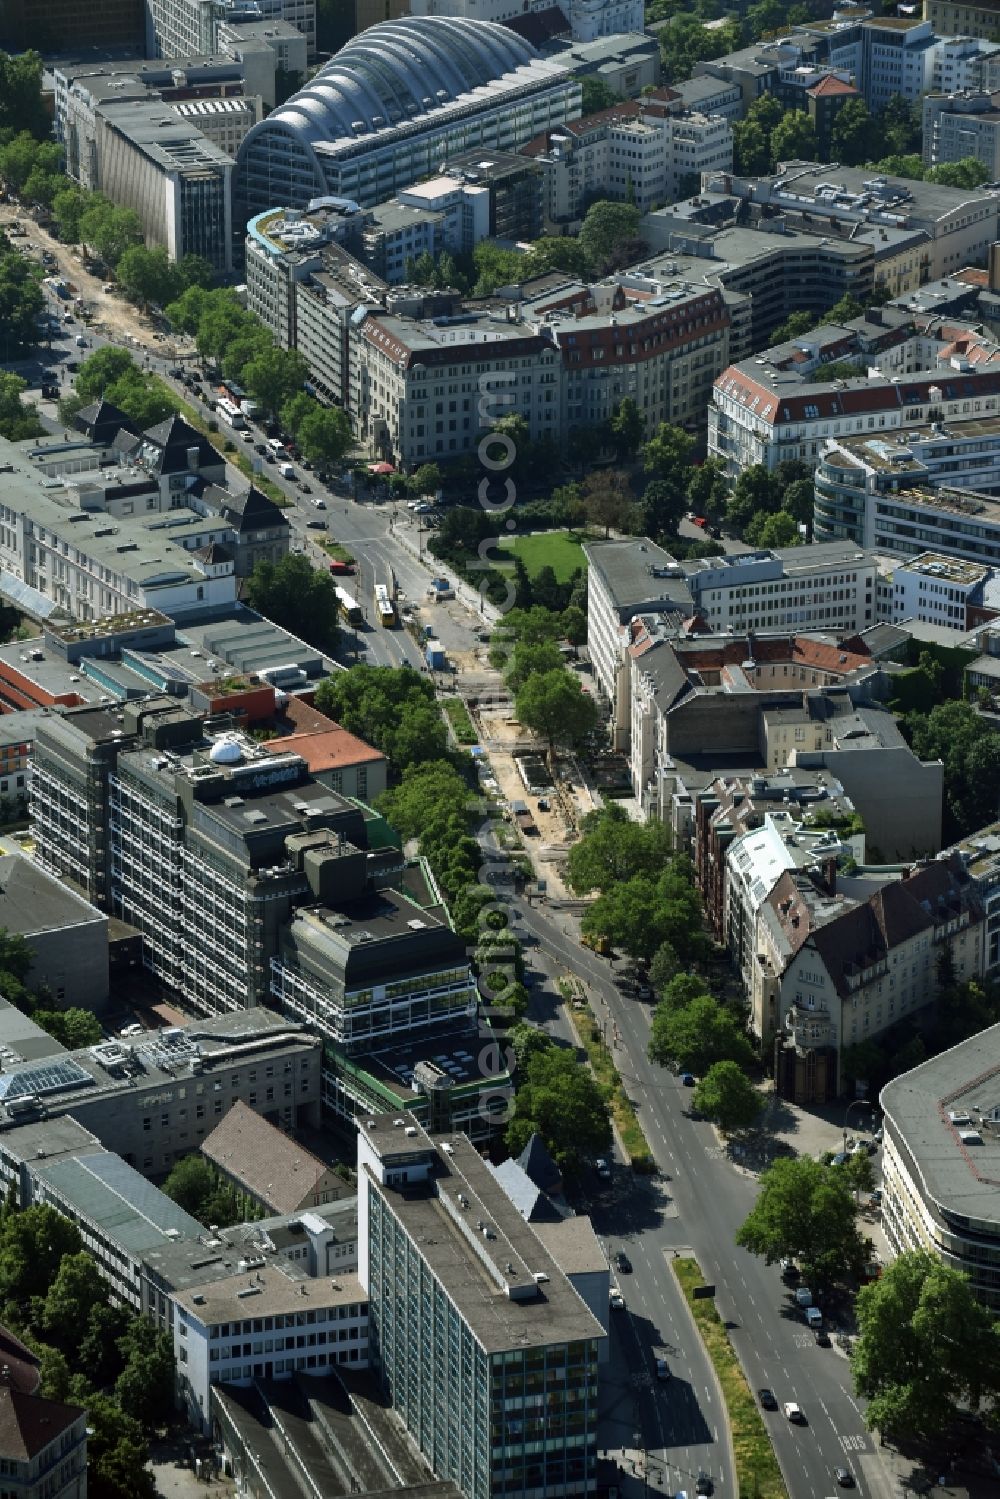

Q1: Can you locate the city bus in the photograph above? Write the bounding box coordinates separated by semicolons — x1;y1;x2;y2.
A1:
217;397;247;430
335;587;363;626
374;583;396;628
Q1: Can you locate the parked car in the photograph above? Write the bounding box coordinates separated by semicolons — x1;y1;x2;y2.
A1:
680;1073;696;1087
594;1159;612;1181
869;1189;883;1208
609;1287;625;1312
814;1329;831;1347
780;1258;799;1279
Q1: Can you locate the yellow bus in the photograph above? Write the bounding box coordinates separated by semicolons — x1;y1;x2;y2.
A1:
374;583;396;627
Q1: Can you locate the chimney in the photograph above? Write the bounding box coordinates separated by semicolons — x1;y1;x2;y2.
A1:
187;445;201;472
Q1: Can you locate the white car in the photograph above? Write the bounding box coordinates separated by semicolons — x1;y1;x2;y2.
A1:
609;1287;625;1312
783;1402;804;1423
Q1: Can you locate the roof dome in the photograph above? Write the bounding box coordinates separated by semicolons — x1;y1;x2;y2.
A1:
209;738;243;765
265;16;539;145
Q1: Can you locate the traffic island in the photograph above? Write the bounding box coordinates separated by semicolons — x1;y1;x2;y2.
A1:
673;1256;788;1499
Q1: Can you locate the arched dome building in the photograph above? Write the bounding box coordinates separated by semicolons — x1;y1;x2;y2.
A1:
236;15;580;214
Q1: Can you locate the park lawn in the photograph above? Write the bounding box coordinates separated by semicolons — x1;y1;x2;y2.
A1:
673;1258;788;1499
499;529;591;583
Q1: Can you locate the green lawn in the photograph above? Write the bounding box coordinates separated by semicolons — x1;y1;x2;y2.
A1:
499;529;591;583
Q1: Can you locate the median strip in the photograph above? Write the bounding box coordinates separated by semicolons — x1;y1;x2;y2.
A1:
673;1256;788;1499
560;979;655;1173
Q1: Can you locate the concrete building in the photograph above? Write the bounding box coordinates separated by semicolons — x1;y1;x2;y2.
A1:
701;161;999;285
584;537;881;753
0;854;109;1013
53;55;264;190
357;1115;604;1499
814;432;1000;563
408;0;643;41
879;1023;1000;1309
922;89;1000;180
546;31;660;99
0;1385;87;1499
925;0;1000;38
0;427;240;624
778;854;983;1100
272;885;509;1141
887;552;995;630
200;1100;345;1215
0;1008;322;1178
93;99;235;272
236;19;582;217
216;18;307;109
521;95;732;222
173;1263;368;1431
145;0;316;63
0;0;142;50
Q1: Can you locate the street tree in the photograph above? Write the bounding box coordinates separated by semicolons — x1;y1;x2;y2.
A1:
488;606;565;669
685;458;729;521
506;1034;611;1178
744;510;801;548
561;604;587;647
0;1204;82;1302
115;245;179;308
317;664;448;774
79;198;143;268
648;942;679;993
648;994;753;1076
565;804;672;894
656;972;712;1011
244;553;340;654
735;1155;868;1286
643;422;695;484
515;668;598;757
242;346;308;417
639;479;687;539
297;403;352;466
504;639;564;695
841;1149;875;1197
75;346;138;401
84;1393;157;1499
0;373;43;441
692;1061;764;1133
51;185;89;245
851;1251;1000;1442
0;50;49;137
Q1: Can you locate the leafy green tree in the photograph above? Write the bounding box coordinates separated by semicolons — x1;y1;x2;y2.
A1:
770;308;815;346
561;603;587;647
51;185;90;245
78;1302;130;1389
0;373;43;441
744;509;801;548
726;464;782;534
643;422;695;487
851;1251;1000;1442
870;152;924;181
84;1392;157;1499
607;397;644;460
648;994;753;1075
733;118;771;176
488;605;565;670
40;1251;107;1344
830;97;879;166
0;242;44;357
409;462;442;496
841;1148;875;1197
317;664;448;774
581;468;634;537
579;201;641;273
163;283;214;334
927;157;991;188
115;245;179;308
297;403;352;466
75;346;138;401
504;639;565;695
648;942;680;993
566;804;672;893
769;109;817;169
657;971;712;1011
515;668;598;757
378;759;480;896
79;199;143;269
195;293;255;364
826;292;865;323
0;1205;82;1302
0;51;49;138
32;1008;102;1049
244;553;340;654
877;95;921;156
735;1155;868;1286
162;1154;222;1220
242;346;308;417
505;1033;611;1177
659;17;742;85
525;237;589;279
686;458;729;521
902;697;1000;840
280;390;314;437
579;75;617;114
114;1320;174;1432
472;240;525;296
175;253;214;290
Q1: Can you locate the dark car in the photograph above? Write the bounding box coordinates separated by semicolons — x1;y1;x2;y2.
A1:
613;1251;631;1274
758;1388;777;1410
835;1469;855;1488
680;1073;696;1087
696;1472;712;1496
254;443;267;454
306;519;327;530
168;367;184;378
299;482;312;494
815;1329;831;1347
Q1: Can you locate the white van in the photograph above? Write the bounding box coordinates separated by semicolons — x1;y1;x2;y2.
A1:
278;462;295;479
804;1306;823;1329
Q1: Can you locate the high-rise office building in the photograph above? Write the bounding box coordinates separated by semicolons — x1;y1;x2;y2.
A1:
357;1115;604;1499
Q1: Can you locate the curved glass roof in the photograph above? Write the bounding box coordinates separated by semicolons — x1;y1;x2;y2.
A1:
267;16;539;144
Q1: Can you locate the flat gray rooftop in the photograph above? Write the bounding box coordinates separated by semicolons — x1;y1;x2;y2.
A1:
881;1023;1000;1232
35;1151;205;1254
362;1118;604;1353
583;537;691;613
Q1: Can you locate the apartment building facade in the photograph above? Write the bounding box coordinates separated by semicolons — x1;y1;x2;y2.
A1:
922;90;1000;181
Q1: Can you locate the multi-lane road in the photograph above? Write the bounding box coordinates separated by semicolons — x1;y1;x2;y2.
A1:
510;890;888;1499
20;281;888;1499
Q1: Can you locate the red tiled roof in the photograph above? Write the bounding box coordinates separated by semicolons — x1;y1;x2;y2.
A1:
715;363;1000;426
0;1329;39;1397
806;75;858;97
263;726;384;773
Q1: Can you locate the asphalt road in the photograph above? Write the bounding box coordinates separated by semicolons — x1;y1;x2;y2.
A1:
510;892;883;1499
